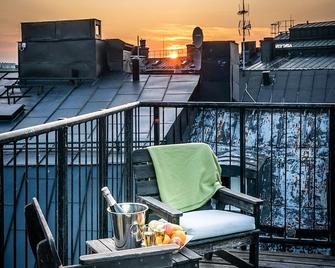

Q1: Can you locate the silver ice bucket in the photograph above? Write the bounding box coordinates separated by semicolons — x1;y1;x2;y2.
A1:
107;203;148;250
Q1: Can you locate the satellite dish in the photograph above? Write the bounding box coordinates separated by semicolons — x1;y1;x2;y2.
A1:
192;27;203;49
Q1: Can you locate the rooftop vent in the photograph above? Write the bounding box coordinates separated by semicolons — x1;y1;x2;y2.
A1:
262;71;271;86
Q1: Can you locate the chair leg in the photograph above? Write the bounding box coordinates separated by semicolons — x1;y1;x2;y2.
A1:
249;234;259;268
216;249;253;268
204;252;213;260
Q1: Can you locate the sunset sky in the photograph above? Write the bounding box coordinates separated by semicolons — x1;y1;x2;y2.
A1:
0;0;334;62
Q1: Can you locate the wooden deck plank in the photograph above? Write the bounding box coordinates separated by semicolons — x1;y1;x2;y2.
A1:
227;250;335;266
199;250;335;268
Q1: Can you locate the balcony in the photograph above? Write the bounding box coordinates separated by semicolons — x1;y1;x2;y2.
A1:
1;101;335;267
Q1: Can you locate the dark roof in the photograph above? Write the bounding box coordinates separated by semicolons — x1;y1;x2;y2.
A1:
240;69;335;103
274;32;290;41
291;21;335;29
0;72;199;133
275;39;335;49
246;56;335;71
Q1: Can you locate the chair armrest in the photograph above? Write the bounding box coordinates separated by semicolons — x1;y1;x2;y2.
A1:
216;187;263;214
219;187;263;205
80;244;178;266
137;196;183;224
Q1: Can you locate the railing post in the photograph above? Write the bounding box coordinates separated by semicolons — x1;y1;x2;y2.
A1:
154;107;160;145
57;127;68;264
0;145;4;268
329;108;335;255
98;117;108;238
124;110;134;201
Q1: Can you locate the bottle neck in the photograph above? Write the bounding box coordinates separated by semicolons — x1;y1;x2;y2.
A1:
105;194;116;208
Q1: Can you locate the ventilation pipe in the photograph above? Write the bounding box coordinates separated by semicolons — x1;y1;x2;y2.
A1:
132;58;140;81
262;71;271;85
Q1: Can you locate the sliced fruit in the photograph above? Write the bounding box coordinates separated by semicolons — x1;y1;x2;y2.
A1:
165;223;174;237
172;224;183;231
162;234;171;244
171;230;187;244
155;236;163;245
171;236;183;247
149;220;164;231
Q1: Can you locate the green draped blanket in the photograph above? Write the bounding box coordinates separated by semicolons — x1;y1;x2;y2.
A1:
147;143;222;212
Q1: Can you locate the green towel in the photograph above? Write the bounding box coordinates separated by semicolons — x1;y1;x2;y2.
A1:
147;143;222;212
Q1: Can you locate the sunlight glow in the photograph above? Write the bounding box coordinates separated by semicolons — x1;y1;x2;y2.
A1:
169;52;178;59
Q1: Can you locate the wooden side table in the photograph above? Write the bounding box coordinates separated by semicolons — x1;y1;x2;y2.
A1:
86;238;201;268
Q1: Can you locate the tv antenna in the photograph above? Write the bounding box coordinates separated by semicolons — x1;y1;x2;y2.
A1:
238;0;251;70
271;17;295;36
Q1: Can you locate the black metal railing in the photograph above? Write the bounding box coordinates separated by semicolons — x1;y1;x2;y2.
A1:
1;101;335;267
0;102;138;267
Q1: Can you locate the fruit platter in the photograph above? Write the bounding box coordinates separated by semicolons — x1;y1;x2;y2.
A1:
143;219;192;249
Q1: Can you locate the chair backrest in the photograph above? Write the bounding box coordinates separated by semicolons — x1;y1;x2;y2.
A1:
25;198;62;268
132;146;269;199
132;148;160;198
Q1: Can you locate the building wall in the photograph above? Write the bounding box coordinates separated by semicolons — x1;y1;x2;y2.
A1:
195;41;239;102
19;19;105;80
19;39;104;79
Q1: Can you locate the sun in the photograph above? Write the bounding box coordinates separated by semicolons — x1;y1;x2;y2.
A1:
169;52;178;59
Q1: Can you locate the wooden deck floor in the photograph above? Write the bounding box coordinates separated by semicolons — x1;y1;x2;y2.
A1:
199;250;335;268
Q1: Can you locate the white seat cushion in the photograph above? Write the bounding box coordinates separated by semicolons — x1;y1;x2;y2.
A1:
180;210;255;241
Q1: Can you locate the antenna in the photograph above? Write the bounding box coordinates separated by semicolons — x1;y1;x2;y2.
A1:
270;18;295;36
238;0;251;70
137;35;140;58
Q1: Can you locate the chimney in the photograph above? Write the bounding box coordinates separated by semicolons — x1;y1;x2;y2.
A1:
132;58;140;81
140;39;146;48
261;37;274;63
262;71;271;86
139;39;149;59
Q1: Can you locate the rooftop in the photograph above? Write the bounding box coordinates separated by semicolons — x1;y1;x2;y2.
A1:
274;39;335;49
246;55;335;71
291;20;335;29
240;68;335;102
0;71;199;133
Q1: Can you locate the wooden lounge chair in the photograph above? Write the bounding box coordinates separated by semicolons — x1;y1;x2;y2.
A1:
25;197;178;268
133;145;263;268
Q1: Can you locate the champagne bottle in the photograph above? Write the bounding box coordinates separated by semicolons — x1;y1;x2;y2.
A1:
101;186;125;213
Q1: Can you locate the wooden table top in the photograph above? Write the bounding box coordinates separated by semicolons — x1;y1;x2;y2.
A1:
86;238;201;267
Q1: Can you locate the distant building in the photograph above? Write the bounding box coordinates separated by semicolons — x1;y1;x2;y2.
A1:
1;19;201;133
240;20;335;102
